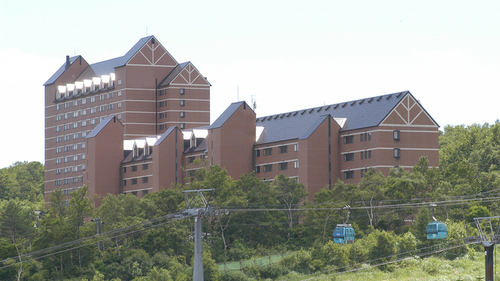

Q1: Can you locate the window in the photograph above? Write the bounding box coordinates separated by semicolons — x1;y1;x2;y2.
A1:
73;111;79;118
81;131;87;137
180;111;185;118
394;166;400;173
56;158;62;164
255;166;261;173
82;109;87;116
278;145;288;154
56;136;62;143
64;113;70;119
56;126;62;132
368;150;371;158
393;148;401;158
393;130;401;141
56;114;62;121
142;164;148;170
159;113;164;119
55;169;61;175
108;92;114;99
82;98;87;105
118;114;122;119
64;135;70;141
99;94;105;101
108;104;114;110
158;124;164;130
56;104;61;110
55;180;62;186
360;134;364;142
188;156;195;163
73;122;78;129
72;177;79;183
142;177;148;183
64;145;70;152
90;119;96;125
90;96;96;102
90;107;96;114
64;124;70;130
81;153;86;160
132;191;137;196
263;148;272;156
131;165;137;172
73;133;79;139
123;180;126;186
263;164;273;173
142;190;149;196
56;147;62;153
123;167;126;173
294;143;299;152
64;178;70;185
180;100;185;106
294;160;299;169
180;88;185;95
131;178;137;185
360;151;364;160
73;155;78;161
344;170;354;179
82;120;87;127
279;162;288;171
180;123;185;129
343;153;354;162
368;132;372;141
158;101;165;107
64;102;70;109
255;150;260;157
118;102;122;108
99;105;105;112
343;135;354;144
73;144;78;150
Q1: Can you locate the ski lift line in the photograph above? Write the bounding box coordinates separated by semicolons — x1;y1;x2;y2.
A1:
290;241;476;281
298;243;473;281
0;211;197;266
225;197;500;213
0;212;192;269
221;195;500;212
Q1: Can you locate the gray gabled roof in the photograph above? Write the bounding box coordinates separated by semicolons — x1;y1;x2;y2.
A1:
208;101;248;129
77;36;154;80
45;36;156;85
44;56;82;85
154;126;177;146
86;116;117;139
256;91;436;144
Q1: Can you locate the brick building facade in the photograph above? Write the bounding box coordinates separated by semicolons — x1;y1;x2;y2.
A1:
44;36;439;206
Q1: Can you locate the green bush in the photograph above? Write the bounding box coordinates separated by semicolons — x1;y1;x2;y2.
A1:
259;263;289;279
219;270;253;281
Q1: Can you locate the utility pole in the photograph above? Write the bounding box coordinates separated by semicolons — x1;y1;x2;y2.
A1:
474;216;500;281
91;218;104;257
175;189;229;281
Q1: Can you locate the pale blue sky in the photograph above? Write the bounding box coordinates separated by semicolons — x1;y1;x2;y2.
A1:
1;0;499;169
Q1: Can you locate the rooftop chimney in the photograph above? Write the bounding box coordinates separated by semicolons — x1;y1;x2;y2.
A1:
65;55;70;70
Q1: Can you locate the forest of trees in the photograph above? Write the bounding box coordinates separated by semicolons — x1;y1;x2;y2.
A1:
1;122;500;280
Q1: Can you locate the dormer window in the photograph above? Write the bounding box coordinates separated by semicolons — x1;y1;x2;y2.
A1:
190;134;196;148
144;143;149;156
132;143;138;158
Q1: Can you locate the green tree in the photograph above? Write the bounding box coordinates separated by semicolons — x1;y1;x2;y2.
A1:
274;174;308;242
0;200;35;281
